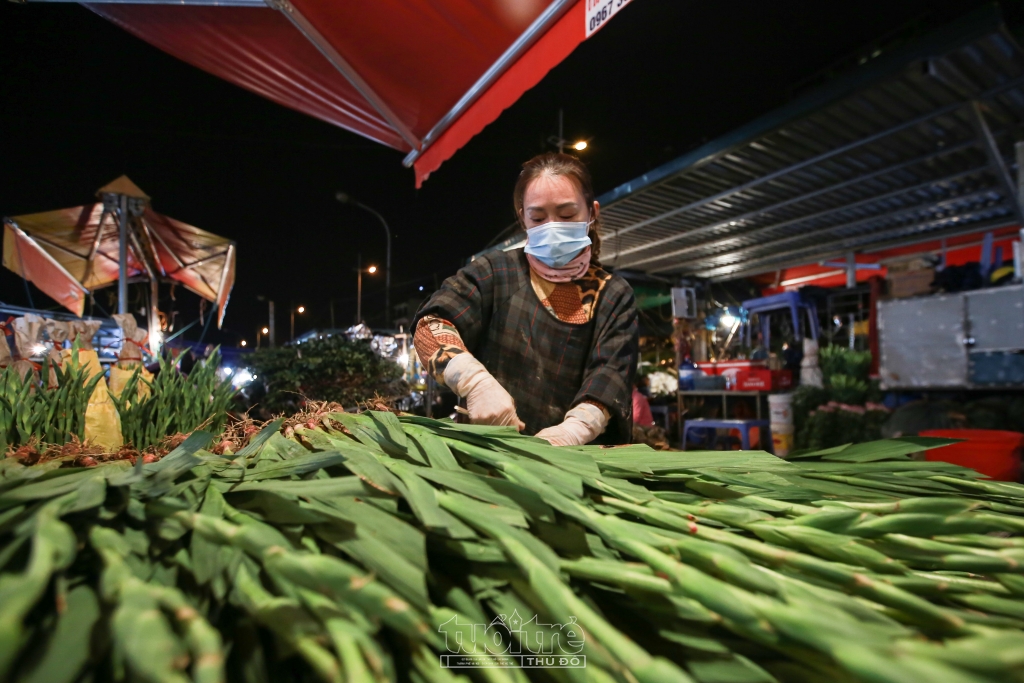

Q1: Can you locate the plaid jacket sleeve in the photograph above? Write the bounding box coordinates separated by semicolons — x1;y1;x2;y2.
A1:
412;255;495;354
573;280;638;443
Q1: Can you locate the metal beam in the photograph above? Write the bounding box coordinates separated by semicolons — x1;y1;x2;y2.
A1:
968;100;1024;225
691;209;1013;280
600;99;972;244
705;217;1016;282
175;250;232;272
614;161;987;270
638;171;996;273
687;190;1006;278
606;138;978;266
600;70;1024;253
265;0;421;152
402;0;576;168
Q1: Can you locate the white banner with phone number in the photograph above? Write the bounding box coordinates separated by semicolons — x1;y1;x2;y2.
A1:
585;0;633;37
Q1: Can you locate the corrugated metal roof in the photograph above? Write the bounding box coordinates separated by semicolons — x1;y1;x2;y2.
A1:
599;6;1024;281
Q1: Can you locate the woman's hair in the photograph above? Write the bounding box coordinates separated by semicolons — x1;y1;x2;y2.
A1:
513;152;602;262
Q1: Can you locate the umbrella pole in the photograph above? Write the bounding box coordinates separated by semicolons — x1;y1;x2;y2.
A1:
118;194;128;316
149;277;161;356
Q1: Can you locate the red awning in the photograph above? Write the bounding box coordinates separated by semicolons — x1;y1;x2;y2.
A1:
85;0;631;187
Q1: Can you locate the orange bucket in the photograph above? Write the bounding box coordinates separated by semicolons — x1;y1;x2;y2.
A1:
920;429;1024;482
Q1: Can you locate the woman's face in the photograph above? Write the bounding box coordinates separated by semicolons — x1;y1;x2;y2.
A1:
520;172;600;229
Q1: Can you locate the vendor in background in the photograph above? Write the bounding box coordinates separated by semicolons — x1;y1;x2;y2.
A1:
412;153;638;445
633;375;655;428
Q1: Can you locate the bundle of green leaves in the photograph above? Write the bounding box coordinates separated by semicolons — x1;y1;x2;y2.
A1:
243;335;407;414
111;349;235;450
5;417;1024;683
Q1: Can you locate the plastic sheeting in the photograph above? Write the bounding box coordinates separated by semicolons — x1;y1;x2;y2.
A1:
86;0;604;186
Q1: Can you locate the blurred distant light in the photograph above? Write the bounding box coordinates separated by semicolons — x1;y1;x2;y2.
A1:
261;327;269;335
31;343;48;356
297;306;305;313
231;369;254;388
368;265;378;274
240;340;247;347
397;353;409;368
720;313;737;329
573;140;588;151
418;286;424;291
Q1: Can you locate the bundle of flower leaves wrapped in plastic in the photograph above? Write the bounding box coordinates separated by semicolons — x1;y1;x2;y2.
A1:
3;410;1024;683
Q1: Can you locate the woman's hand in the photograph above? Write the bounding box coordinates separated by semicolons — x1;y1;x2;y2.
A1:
444;353;525;430
535;402;608;446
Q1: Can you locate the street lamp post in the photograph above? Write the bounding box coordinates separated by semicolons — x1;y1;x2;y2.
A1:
356;258;378;325
336;192;392;327
547;108;589;154
290;305;305;342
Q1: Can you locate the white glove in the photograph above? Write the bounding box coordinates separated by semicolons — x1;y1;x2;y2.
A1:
535;402;608;446
444;353;525;431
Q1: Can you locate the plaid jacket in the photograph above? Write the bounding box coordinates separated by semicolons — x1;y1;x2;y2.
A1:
413;248;638;444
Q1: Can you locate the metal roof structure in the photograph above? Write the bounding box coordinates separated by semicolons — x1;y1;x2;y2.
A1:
598;6;1024;281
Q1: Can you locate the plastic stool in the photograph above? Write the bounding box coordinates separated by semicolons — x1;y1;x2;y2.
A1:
683;419;773;453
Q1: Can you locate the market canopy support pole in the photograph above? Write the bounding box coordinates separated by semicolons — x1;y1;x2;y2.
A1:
149;277;160;355
118;194;128;316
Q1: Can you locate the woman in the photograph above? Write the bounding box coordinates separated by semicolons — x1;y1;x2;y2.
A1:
413;153;638;445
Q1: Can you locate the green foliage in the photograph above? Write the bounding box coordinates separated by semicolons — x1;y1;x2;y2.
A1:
0;342;102;451
791;384;829;432
244;335;406;413
4;419;1024;683
819;345;872;383
796;403;889;450
828;374;869;405
111;349;235;450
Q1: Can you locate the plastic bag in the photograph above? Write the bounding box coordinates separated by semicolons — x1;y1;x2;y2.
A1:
64;347;123;450
84;376;123;451
109;364;153;401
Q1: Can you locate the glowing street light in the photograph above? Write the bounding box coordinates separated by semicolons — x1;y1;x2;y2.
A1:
261;327;269;335
291;304;306;341
240;340;247;347
573;140;588;151
357;263;378;324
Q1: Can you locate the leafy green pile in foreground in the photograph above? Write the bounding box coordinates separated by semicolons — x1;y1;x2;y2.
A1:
3;417;1024;683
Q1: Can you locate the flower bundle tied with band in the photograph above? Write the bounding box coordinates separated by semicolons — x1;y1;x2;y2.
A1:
109;313;153;402
59;319;123;451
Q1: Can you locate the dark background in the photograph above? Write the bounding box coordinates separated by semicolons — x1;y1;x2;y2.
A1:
1;0;1011;344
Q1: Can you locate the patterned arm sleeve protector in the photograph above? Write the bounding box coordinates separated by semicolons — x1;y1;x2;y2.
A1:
412;256;496;387
413;316;468;386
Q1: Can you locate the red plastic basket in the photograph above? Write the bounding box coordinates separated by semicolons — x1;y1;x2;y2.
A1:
920;429;1024;482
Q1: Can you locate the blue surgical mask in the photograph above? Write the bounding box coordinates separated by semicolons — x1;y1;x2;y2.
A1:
523;220;593;268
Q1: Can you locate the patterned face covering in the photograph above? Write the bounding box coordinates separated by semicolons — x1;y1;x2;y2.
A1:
523;220;593;267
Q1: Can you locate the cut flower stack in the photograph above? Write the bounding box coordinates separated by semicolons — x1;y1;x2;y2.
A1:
2;412;1024;683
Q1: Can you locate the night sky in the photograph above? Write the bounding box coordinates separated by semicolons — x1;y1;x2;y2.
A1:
1;0;1004;345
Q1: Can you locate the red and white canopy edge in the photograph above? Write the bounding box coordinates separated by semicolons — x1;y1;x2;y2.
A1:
36;0;634;187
